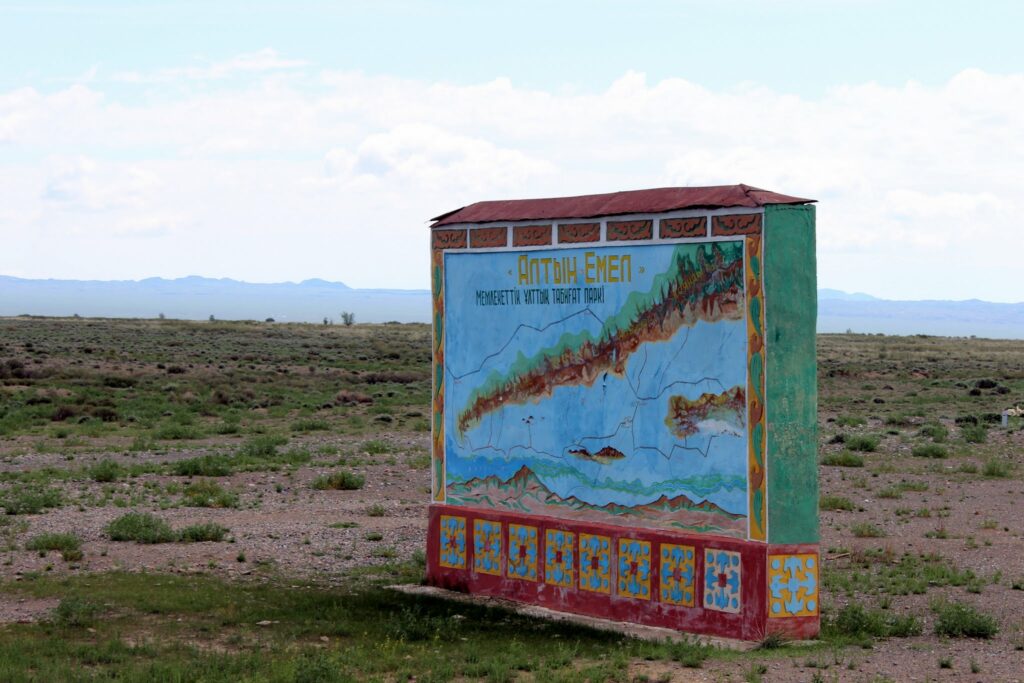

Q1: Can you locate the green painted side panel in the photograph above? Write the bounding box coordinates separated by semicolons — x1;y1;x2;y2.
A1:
764;204;818;544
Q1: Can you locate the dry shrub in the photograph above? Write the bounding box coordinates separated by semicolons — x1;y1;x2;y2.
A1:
335;390;373;405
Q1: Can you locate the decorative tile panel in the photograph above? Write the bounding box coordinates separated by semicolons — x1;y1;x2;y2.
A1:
544;529;575;587
512;224;553;246
469;226;508;248
768;554;818;617
660;217;706;239
703;549;741;613
473;519;502;575
557;222;601;243
617;539;651;600
432;228;467;249
579;533;612;594
712;213;762;236
438;515;466;569
659;543;696;606
607;219;653;241
507;524;538;581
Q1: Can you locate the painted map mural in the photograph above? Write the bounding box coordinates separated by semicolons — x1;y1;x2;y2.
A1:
443;241;749;537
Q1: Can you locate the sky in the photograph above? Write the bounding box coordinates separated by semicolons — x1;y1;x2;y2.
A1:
1;1;1022;300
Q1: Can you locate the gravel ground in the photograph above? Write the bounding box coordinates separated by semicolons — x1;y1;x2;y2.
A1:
0;430;1022;682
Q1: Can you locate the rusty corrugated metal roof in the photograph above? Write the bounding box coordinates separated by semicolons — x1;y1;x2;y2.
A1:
431;184;814;227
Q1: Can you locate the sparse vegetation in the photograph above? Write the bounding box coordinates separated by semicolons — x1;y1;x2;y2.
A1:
106;512;176;544
820;495;855;511
25;532;83;561
0;321;1019;679
932;601;998;638
912;444;948;459
312;471;365;491
822;451;865;467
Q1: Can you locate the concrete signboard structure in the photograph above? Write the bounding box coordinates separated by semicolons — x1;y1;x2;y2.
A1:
426;185;818;640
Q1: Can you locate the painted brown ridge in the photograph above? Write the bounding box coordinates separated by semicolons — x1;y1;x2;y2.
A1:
660;217;706;239
469;227;508;248
607;219;653;241
712;214;762;237
512;224;553;247
431;184;813;226
557;222;601;243
432;229;467;250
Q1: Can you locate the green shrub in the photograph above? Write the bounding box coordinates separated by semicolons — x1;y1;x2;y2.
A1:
52;597;100;628
2;486;62;515
88;459;126;482
820;495;855;511
828;604;921;638
919;423;948;443
846;435;880;452
291;418;330;433
25;532;82;561
178;523;229;542
912;444;948;459
312;471;365;491
237;434;288;459
962;424;987;444
851;523;886;538
982;457;1012;478
835;415;866;427
932;601;998;638
172;455;232;477
361;439;389;454
153;424;202;440
670;640;710;668
821;451;864;467
181;480;238;508
106;512;176;543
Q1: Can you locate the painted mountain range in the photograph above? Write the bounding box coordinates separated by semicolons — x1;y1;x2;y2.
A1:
447;465;746;538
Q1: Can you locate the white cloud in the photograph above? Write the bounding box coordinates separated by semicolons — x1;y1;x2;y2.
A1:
113;49;309;83
1;58;1023;300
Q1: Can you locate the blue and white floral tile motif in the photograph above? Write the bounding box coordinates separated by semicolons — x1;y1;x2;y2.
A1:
768;553;818;617
507;524;538;581
579;533;612;594
438;515;466;569
703;549;741;613
544;529;575;587
617;539;651;600
473;519;502;576
660;543;695;607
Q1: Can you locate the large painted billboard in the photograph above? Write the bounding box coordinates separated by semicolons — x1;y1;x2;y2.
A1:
426;191;818;641
443;242;750;538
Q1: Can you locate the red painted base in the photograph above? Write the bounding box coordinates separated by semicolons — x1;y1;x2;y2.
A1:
426;504;818;641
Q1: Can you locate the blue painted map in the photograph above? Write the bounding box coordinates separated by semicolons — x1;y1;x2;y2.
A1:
443;241;750;536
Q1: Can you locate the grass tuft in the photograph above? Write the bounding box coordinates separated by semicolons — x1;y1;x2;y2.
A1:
313;471;365;491
932;601;998;638
106;512;176;544
822;451;864;467
911;444;948;459
88;459;126;482
26;532;82;561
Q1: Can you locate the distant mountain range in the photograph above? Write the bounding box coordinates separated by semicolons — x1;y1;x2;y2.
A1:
1;275;1022;338
817;290;1024;339
0;275;431;324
